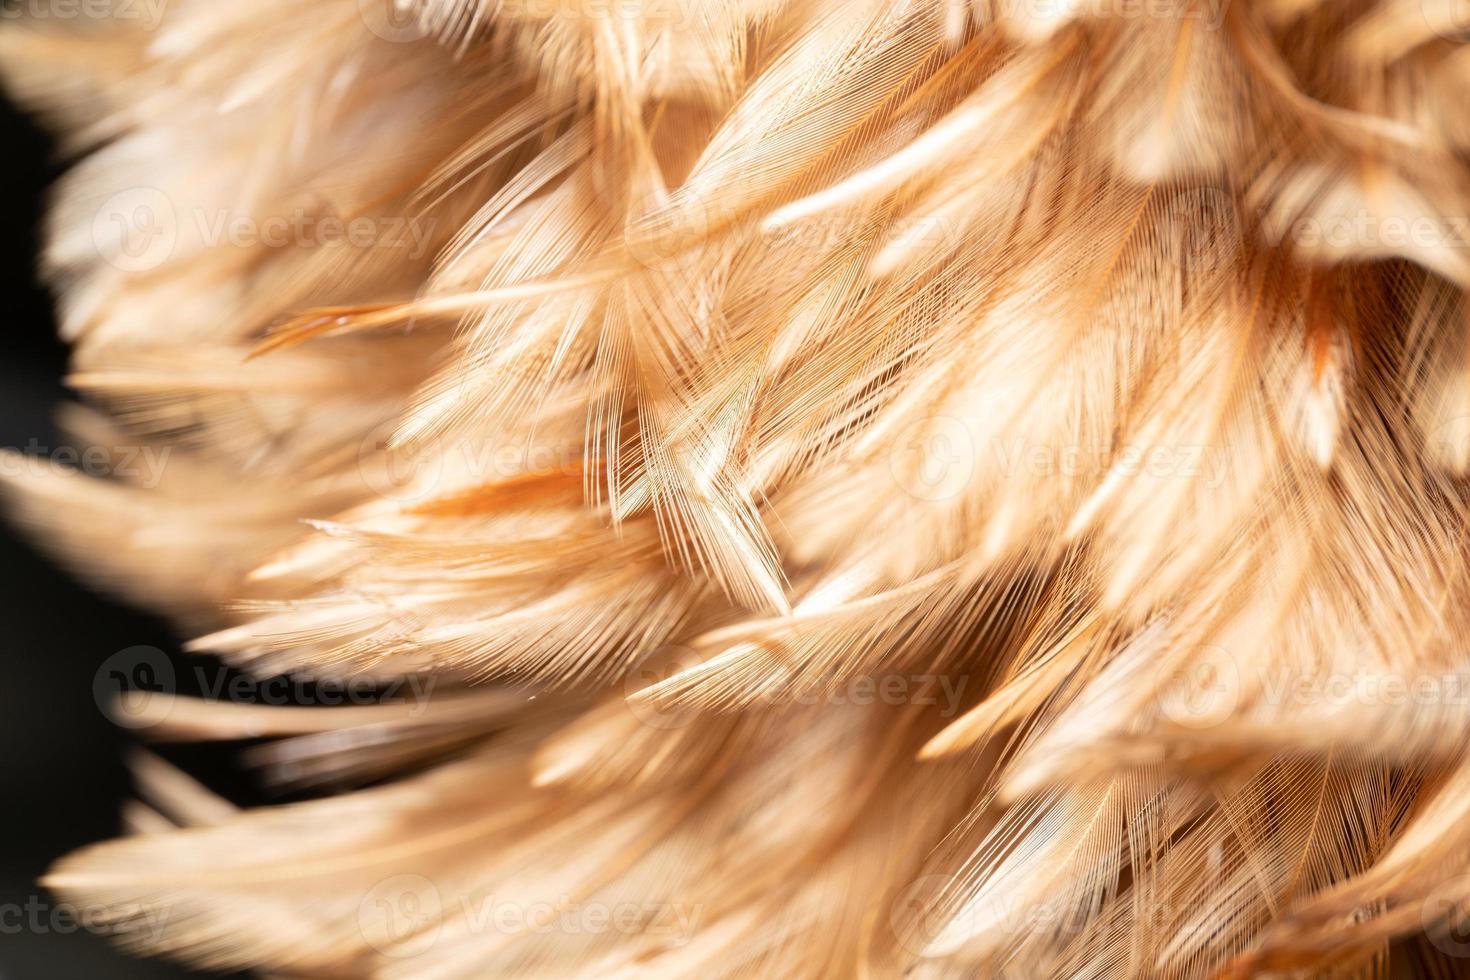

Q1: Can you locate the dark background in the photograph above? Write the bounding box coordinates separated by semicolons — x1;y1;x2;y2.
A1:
0;92;228;979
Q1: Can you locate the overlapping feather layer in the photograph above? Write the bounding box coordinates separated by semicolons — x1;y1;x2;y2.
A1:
6;0;1470;975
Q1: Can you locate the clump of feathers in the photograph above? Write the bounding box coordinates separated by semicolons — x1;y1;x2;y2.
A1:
6;0;1470;976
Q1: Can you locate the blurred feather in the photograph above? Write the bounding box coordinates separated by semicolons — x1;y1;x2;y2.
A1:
8;0;1470;976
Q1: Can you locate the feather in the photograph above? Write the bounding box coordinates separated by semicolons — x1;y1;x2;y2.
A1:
8;0;1470;976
